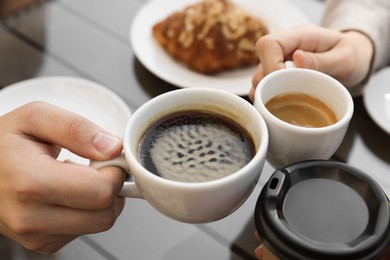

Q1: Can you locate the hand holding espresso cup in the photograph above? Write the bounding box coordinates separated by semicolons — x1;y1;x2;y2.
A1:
91;88;269;223
253;62;354;169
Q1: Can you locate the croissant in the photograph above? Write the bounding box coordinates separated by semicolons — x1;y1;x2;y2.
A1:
152;0;268;74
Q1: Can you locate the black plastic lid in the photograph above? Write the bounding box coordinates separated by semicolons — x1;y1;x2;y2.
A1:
254;160;390;260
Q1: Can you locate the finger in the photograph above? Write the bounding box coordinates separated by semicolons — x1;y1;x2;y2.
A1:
256;35;286;76
35;235;77;254
47;196;125;235
249;87;256;103
257;24;342;75
255;244;264;259
22;159;125;210
250;64;265;102
255;231;261;241
49;196;125;235
268;24;342;57
14;101;122;161
50;162;125;210
10;196;125;237
24;234;77;254
294;46;354;86
0;221;78;254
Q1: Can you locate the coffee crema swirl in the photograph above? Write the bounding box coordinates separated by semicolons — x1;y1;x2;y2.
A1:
138;110;255;183
265;93;337;128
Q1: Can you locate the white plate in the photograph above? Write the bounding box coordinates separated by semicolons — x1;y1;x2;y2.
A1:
130;0;310;96
363;67;390;134
0;76;131;164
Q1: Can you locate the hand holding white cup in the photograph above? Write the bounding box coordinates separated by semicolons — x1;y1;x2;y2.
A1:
254;62;354;169
91;88;269;223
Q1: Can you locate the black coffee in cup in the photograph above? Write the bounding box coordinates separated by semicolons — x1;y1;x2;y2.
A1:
254;160;390;260
138;110;255;183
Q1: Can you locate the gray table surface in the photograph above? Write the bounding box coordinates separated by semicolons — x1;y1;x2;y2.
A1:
0;0;389;259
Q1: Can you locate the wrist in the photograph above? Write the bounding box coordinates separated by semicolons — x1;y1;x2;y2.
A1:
343;30;374;95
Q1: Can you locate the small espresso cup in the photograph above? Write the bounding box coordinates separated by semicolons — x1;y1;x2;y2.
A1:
253;64;354;169
91;88;268;223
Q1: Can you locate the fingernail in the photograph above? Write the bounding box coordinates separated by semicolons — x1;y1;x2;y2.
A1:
93;132;122;155
255;244;264;259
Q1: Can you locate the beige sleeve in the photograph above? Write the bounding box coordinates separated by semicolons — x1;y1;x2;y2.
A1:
322;0;390;71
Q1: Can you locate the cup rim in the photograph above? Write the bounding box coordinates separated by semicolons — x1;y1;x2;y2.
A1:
123;88;269;188
254;160;390;259
254;68;354;133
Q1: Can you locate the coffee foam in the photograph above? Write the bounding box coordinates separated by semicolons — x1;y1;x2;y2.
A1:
146;120;252;182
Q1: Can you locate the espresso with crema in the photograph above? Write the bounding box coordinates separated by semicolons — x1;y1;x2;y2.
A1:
265;93;337;128
138;110;255;183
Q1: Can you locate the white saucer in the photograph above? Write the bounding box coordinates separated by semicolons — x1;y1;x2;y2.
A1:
0;76;132;164
130;0;310;96
363;67;390;134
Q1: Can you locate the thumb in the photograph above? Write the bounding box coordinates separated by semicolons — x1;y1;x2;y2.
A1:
292;49;348;80
16;102;123;160
292;49;323;71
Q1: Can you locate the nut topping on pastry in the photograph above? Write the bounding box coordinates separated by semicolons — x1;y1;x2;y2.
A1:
152;0;268;74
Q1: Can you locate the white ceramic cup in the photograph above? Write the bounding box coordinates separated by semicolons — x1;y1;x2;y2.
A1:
91;88;268;223
254;65;354;169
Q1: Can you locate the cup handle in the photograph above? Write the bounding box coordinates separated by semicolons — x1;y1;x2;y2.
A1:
284;61;296;69
90;154;143;198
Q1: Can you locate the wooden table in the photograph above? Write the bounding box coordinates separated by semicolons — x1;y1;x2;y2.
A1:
0;0;389;259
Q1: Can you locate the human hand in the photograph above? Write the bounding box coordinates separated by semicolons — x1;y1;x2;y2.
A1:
255;231;263;259
250;24;374;101
255;232;276;260
255;244;264;260
0;101;125;254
